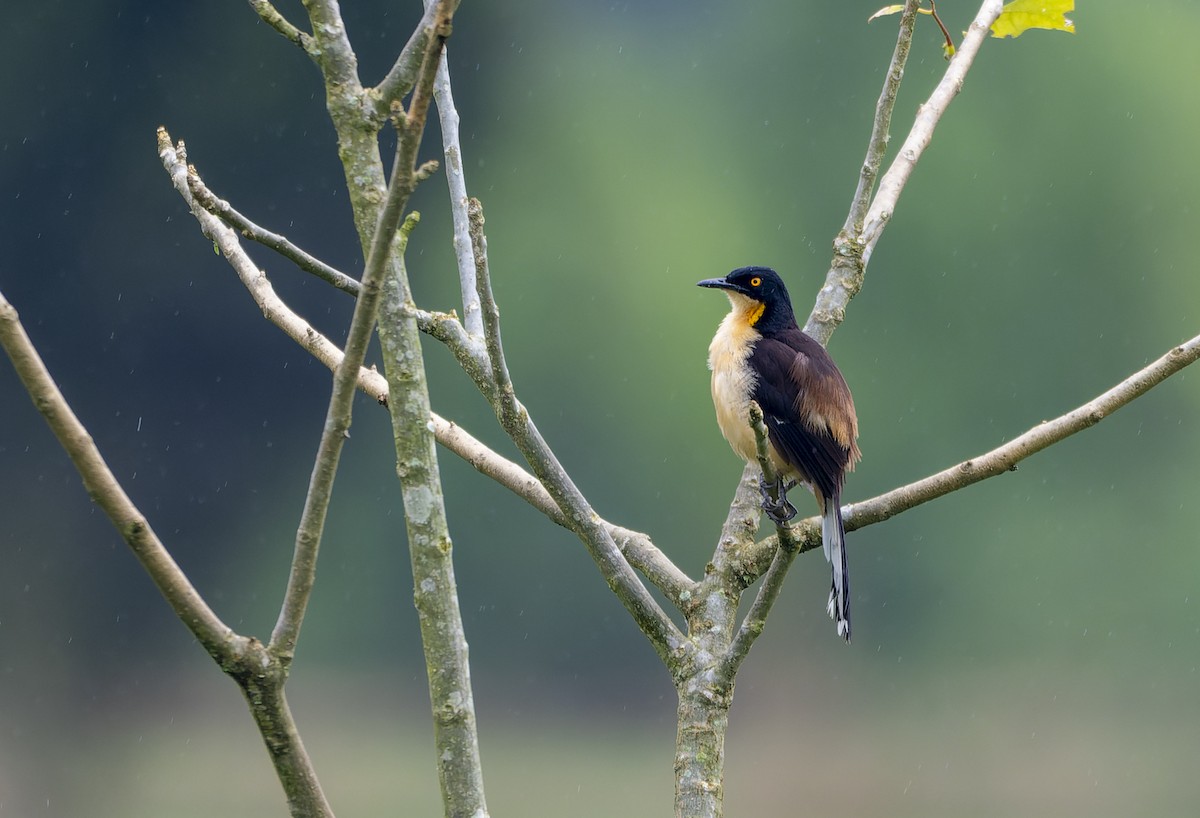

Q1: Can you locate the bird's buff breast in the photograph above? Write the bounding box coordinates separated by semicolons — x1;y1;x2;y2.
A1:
708;311;765;466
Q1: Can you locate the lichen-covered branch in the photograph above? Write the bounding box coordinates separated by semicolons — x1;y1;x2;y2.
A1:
377;219;490;818
297;2;490;815
372;1;445;116
670;464;760;818
268;130;425;662
248;0;312;52
236;666;335;818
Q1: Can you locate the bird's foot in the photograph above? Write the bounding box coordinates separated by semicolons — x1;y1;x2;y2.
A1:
758;477;797;524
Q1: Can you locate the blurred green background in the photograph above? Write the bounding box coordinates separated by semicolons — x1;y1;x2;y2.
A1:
2;1;1198;816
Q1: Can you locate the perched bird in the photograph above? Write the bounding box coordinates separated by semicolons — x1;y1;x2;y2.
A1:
699;266;861;641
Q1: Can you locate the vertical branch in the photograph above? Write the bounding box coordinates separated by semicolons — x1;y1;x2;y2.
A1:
672;467;760;818
268;116;430;661
673;687;731;818
843;0;921;239
303;2;489;814
428;9;485;337
378;217;490;818
467;200;512;395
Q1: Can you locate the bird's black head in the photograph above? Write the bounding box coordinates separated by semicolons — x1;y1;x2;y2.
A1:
697;266;797;332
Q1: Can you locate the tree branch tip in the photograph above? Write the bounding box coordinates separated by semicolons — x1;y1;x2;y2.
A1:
400;211;421;238
747;400;764;425
415;159;440;183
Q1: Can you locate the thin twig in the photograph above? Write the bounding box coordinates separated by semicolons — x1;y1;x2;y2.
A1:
188;175;362;295
842;0;920;239
805;0;1003;344
928;1;957;58
186;164;493;370
469;199;687;661
248;0;312;51
744;331;1200;573
858;0;1004;266
469;199;512;397
433;42;484;337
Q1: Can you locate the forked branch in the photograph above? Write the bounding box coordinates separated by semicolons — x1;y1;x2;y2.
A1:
806;0;1005;344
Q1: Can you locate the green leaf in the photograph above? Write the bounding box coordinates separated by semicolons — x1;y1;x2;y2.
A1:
991;0;1075;39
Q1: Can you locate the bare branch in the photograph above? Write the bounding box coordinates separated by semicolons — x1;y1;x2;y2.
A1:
188;175;361;295
434;45;485;337
468;199;687;661
469;200;512;398
248;0;312;52
0;289;239;659
296;0;361;90
842;0;920;239
378;213;490;818
160;140;384;400
805;0;1004;344
372;2;444;116
2;278;337;816
746;331;1200;572
186;167;490;369
858;0;1005;264
237;672;336;818
270;1;451;661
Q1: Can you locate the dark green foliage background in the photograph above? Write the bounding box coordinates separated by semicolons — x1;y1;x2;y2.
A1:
2;2;1197;815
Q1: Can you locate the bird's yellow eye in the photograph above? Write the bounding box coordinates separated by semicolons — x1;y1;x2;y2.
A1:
750;277;762;287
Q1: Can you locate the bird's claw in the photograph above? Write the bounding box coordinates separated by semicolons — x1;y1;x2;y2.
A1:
758;477;798;524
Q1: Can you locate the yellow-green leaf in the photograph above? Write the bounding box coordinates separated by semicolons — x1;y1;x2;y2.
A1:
867;5;905;24
991;0;1075;39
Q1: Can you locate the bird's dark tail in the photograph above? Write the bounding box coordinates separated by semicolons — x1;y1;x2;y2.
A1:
822;494;851;643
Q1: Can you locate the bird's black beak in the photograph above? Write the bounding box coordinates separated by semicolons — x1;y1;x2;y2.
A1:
698;277;742;294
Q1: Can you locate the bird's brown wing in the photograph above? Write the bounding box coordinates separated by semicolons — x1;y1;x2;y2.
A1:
748;329;858;502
